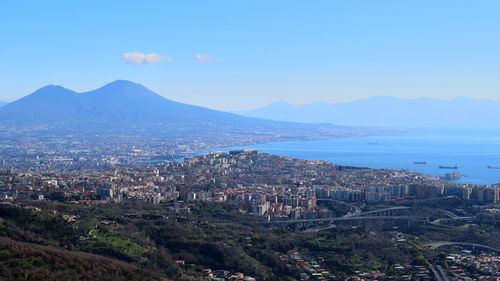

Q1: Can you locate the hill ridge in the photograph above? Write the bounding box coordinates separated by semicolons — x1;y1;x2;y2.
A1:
240;95;500;128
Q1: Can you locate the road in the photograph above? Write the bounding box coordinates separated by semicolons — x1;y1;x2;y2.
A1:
266;215;426;225
316;199;361;217
357;206;410;216
429;263;450;281
393;196;458;205
437;265;451;281
441;209;459;219
426;241;500;253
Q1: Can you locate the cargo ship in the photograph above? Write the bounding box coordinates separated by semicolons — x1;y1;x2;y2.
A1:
488;165;500;169
439;164;458;170
413;161;427;165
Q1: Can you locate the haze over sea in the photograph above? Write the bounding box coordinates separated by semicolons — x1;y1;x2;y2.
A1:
215;129;500;186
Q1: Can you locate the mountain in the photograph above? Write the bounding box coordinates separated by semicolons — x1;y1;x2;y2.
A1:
0;101;7;107
0;80;281;126
0;80;244;125
240;95;500;128
0;80;367;142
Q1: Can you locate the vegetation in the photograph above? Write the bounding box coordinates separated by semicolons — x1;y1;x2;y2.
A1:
0;237;163;281
2;200;500;280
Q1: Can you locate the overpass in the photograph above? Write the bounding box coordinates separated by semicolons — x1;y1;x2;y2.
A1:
426;242;500;253
266;204;422;230
357;206;410;216
393;196;459;205
266;215;426;226
316;199;361;217
265;200;472;231
317;200;411;217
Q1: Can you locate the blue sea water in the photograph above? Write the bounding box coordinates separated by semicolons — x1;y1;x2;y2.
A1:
214;129;500;186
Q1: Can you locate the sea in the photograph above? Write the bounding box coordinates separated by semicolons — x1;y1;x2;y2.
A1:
212;128;500;186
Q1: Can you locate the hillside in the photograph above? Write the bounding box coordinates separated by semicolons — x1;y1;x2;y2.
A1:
0;80;257;125
0;237;164;281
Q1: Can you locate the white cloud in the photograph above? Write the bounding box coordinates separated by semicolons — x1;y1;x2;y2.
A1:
0;95;12;102
123;52;172;65
194;54;215;62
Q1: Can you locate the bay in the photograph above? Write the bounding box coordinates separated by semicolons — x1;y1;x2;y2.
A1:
213;129;500;186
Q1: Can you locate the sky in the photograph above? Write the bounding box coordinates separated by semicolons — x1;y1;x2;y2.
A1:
1;0;499;111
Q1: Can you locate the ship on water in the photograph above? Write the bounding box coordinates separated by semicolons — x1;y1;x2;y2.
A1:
439;164;459;170
413;161;427;165
488;165;500;169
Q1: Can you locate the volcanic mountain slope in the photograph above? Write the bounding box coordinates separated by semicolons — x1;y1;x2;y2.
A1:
0;80;352;139
0;80;253;125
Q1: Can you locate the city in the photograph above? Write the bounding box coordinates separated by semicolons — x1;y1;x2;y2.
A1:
2;1;500;280
2;150;500;280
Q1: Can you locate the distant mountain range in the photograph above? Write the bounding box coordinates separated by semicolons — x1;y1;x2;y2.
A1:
0;101;7;107
240;95;500;128
0;80;370;142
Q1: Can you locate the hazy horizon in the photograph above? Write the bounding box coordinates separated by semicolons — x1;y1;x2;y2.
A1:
3;80;500;129
3;80;500;113
1;0;500;111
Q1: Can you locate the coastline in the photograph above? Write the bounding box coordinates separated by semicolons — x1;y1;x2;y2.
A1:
208;129;500;186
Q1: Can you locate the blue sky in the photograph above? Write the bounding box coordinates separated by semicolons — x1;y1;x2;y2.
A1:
1;0;499;110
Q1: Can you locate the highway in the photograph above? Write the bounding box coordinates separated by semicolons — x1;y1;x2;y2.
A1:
266;201;473;232
266;215;426;225
437;265;451;281
441;209;459;219
429;263;450;281
316;199;361;217
426;241;500;253
392;196;458;205
317;200;410;217
357;206;410;216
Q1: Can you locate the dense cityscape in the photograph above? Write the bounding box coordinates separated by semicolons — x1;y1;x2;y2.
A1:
3;149;499;212
0;125;386;172
2;149;500;280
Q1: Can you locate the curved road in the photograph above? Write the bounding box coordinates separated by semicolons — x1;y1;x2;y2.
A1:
426;241;500;253
317;199;361;217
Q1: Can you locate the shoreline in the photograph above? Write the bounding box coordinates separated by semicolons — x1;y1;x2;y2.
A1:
207;130;500;186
